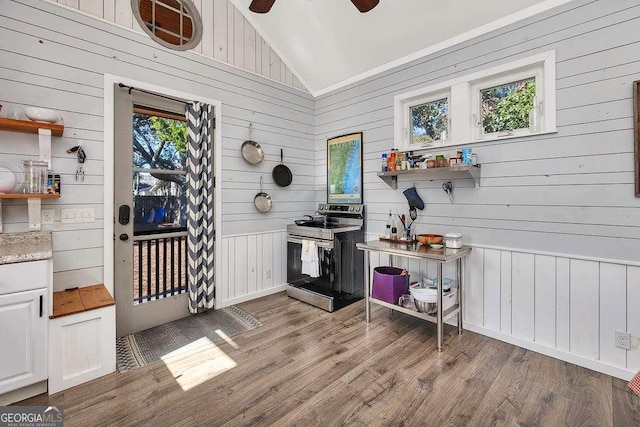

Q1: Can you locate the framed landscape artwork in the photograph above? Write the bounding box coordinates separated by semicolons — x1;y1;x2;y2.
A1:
635;81;640;196
327;132;363;204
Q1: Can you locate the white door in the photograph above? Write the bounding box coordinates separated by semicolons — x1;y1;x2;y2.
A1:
114;87;199;337
0;288;47;394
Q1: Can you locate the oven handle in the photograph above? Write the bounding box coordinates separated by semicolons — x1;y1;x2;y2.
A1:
286;236;333;249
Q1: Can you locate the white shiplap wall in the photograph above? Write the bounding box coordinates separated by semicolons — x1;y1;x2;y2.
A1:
319;0;640;380
49;0;306;91
0;0;315;304
218;230;287;307
366;244;640;380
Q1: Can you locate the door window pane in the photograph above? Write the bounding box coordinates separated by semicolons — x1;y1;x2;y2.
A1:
410;98;449;145
133;111;187;171
132;108;187;235
481;78;536;134
133;172;187;235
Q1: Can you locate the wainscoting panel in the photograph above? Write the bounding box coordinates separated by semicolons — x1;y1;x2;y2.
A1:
361;235;638;380
218;230;287;307
463;246;637;380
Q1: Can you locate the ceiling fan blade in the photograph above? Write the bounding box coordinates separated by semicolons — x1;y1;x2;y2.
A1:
249;0;276;13
351;0;379;13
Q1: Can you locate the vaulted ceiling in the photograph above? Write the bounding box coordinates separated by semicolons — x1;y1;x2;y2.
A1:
231;0;571;95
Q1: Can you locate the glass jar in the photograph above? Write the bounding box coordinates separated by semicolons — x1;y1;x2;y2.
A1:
23;159;48;194
426;156;436;168
435;155;448;168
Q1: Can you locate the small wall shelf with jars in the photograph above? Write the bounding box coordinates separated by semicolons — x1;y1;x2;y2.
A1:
377;164;481;190
0;115;64;232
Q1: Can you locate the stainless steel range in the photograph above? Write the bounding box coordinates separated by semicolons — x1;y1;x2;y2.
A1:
286;203;365;312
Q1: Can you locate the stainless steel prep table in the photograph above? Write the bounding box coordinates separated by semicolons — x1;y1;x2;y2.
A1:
356;240;472;351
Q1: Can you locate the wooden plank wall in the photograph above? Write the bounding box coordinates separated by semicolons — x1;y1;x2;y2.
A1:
315;0;640;261
218;230;287;307
365;240;640;379
0;0;315;292
321;0;640;380
50;0;306;91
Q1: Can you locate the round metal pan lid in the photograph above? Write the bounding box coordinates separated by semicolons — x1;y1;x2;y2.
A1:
241;140;264;165
254;192;272;212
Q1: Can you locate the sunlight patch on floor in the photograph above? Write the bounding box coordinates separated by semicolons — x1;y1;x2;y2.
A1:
215;329;240;349
161;337;237;391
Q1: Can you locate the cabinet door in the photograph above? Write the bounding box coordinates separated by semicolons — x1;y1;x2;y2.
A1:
0;289;47;394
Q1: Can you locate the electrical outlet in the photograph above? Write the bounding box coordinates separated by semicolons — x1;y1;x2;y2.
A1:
265;268;272;280
615;331;631;350
41;209;54;224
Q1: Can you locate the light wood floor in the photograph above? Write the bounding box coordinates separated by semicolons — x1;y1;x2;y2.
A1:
20;292;640;426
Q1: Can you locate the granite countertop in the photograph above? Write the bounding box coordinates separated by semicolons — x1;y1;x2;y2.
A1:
0;231;53;265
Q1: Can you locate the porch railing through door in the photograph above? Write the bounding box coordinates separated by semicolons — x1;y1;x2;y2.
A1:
133;232;188;303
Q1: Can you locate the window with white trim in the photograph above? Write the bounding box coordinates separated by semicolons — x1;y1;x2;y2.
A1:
408;92;450;146
394;51;556;151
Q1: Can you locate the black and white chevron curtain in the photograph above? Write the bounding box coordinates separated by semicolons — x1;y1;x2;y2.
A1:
186;102;215;314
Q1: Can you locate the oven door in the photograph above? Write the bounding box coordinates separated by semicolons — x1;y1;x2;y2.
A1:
286;236;334;287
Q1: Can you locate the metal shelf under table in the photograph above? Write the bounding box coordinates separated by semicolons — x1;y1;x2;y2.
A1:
356;240;472;352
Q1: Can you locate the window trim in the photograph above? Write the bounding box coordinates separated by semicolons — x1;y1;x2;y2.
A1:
131;0;203;51
394;50;557;151
471;66;542;140
406;91;451;148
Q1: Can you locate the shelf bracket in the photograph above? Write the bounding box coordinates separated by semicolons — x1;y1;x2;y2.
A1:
38;128;52;168
380;175;398;190
469;165;481;188
28;198;42;231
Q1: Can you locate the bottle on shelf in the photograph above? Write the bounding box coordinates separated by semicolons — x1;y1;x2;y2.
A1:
388;149;397;172
391;211;398;240
385;210;393;238
381;153;388;172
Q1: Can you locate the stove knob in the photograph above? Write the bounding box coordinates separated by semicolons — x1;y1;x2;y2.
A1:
355;206;360;212
349;206;354;212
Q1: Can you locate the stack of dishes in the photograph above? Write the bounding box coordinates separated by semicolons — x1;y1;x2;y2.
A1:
410;282;437;313
0;161;23;194
426;277;453;292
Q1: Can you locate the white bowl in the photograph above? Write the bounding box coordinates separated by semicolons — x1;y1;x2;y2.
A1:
0;180;15;193
23;107;59;123
0;162;19;194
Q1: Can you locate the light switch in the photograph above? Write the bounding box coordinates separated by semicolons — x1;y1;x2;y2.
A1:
61;208;95;223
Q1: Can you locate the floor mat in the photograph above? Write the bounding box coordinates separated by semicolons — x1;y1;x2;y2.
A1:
116;305;263;373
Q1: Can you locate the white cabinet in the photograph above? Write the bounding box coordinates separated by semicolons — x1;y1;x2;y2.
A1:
0;288;47;394
0;260;49;399
48;305;115;394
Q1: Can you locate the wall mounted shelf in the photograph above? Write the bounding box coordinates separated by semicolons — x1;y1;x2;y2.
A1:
0;194;60;199
0;116;64;232
377;164;481;189
0;194;60;233
0;118;64;137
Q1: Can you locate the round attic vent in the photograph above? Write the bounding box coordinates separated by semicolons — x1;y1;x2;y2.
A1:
131;0;203;51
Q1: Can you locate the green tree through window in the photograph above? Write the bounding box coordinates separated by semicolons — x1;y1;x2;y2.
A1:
481;79;536;134
133;113;187;186
411;98;448;145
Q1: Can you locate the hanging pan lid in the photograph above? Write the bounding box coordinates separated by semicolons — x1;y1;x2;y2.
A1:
241;123;264;165
242;140;264;164
254;176;272;213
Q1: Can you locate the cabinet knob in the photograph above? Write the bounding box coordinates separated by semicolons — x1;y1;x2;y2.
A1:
119;233;129;241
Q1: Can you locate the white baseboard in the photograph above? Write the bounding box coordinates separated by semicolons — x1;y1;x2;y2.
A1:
464;323;635;381
218;284;288;308
0;381;47;406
